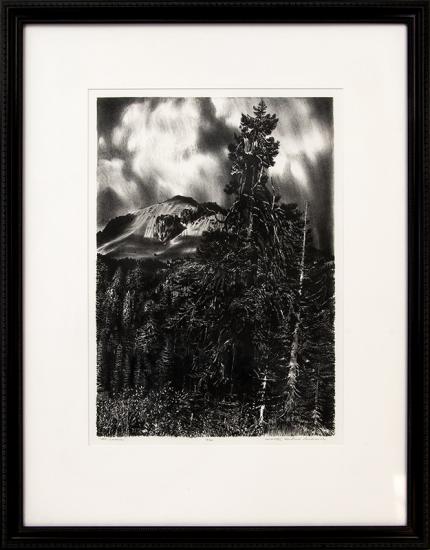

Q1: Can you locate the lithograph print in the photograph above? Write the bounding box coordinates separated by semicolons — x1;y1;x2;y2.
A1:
96;96;335;437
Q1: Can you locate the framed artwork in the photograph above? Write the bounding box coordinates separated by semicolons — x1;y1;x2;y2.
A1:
1;1;429;548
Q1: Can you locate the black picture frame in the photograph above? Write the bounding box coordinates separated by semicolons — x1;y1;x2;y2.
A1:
1;1;429;548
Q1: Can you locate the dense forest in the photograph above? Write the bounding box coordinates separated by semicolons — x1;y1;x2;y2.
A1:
97;100;335;437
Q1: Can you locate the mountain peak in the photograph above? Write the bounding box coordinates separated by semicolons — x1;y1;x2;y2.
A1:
164;195;198;206
98;194;225;260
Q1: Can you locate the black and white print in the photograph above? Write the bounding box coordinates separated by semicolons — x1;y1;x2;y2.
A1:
96;96;335;437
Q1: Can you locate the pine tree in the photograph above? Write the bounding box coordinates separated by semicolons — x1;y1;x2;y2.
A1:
96;258;109;338
134;308;159;388
112;343;123;394
284;202;308;425
156;335;173;389
299;252;335;433
122;352;132;390
122;290;133;328
104;266;124;330
225;99;280;237
96;332;106;393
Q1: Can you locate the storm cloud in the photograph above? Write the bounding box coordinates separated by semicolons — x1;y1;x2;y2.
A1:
97;96;333;251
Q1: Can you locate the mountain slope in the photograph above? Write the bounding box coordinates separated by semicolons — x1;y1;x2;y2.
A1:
97;196;224;260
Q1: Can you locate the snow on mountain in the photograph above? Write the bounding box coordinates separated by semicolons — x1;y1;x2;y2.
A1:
129;195;199;238
97;196;223;260
173;214;223;240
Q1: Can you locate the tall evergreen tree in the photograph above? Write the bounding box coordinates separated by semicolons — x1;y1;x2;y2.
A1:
225;99;280;238
284;202;308;426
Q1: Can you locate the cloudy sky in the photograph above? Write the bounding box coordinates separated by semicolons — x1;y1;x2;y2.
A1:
97;96;333;251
